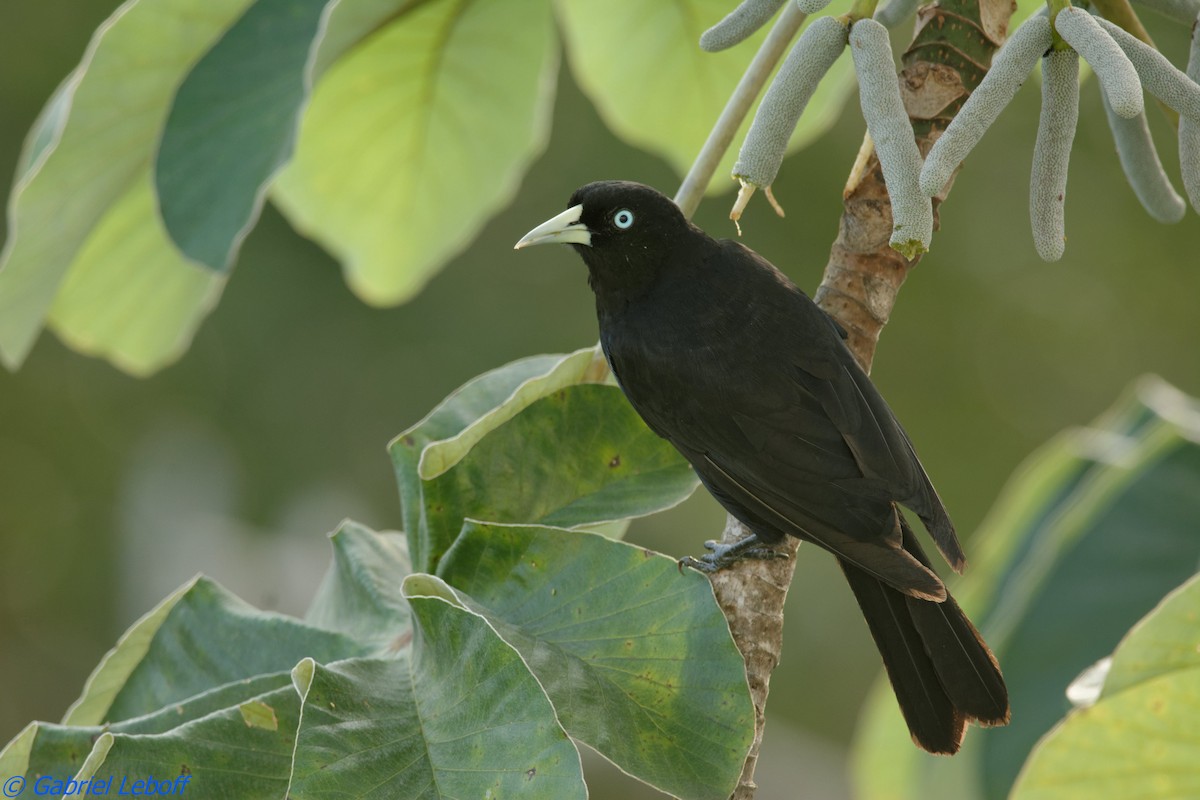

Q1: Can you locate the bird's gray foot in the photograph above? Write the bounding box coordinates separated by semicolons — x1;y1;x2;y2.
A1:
678;533;788;573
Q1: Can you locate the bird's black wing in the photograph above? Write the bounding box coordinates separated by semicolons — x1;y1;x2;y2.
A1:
778;312;966;571
672;362;952;601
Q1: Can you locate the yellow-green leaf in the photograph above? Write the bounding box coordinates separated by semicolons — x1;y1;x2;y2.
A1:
0;0;254;371
272;0;558;305
557;0;855;191
1011;670;1200;799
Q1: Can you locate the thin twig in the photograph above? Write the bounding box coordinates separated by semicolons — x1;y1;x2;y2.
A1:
674;3;809;219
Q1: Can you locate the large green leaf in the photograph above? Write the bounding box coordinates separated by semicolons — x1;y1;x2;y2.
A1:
852;377;1200;800
7;642;585;800
1;522;588;798
272;0;557;305
67;685;301;800
437;521;754;800
421;383;694;531
391;347;605;569
557;0;856;190
63;575;368;726
1103;572;1200;698
291;594;587;799
155;0;335;269
404;383;698;572
304;519;413;650
1010;573;1200;799
1009;671;1200;799
45;177;224;375
416;347;612;481
3;0;557;371
308;0;412;75
0;0;254;372
0;678;296;793
391;348;698;574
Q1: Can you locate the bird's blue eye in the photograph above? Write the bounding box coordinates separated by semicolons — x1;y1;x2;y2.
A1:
613;209;634;229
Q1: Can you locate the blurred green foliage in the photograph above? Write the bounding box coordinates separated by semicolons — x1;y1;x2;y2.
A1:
3;1;1200;798
1011;572;1200;799
854;377;1200;799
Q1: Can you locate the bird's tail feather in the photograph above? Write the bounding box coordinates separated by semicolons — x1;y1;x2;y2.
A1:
838;522;1009;754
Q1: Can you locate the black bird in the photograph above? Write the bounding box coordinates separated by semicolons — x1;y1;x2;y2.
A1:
514;180;1009;754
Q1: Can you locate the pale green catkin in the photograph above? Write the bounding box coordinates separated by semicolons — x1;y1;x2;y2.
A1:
876;0;921;28
1131;0;1200;25
919;15;1053;195
850;17;932;256
796;0;834;13
1054;8;1143;119
1093;16;1200;121
1180;12;1200;212
1031;50;1080;261
700;0;788;52
733;16;849;187
1102;89;1187;222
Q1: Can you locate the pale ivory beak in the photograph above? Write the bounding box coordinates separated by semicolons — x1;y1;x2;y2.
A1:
513;204;592;249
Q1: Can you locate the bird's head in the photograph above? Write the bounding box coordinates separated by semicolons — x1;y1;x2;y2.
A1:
514;181;692;296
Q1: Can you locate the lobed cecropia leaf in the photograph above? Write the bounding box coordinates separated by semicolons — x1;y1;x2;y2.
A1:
1101;88;1187;223
0;675;296;786
391;349;601;573
1010;573;1200;799
272;0;557;306
4;606;588;800
304;521;413;651
290;595;588;800
0;560;388;797
1102;572;1200;699
849;17;932;257
62;576;370;727
435;522;756;800
41;688;303;800
0;0;256;373
0;521;595;799
1054;7;1143;119
1030;50;1080;262
919;14;1053;196
155;0;335;272
390;348;698;574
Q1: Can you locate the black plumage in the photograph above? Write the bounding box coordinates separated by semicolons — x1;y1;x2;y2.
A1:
515;180;1009;754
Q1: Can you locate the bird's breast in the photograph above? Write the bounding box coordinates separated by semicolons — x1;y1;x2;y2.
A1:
597;285;765;434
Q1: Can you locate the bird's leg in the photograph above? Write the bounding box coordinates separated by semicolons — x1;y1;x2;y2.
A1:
678;532;789;573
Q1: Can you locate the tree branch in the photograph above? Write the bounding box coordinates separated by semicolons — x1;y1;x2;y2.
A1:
676;1;1016;797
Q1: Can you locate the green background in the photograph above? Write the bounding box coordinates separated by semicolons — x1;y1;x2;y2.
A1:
2;2;1200;797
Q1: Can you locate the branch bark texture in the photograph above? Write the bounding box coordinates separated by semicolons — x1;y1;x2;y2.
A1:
699;1;1016;797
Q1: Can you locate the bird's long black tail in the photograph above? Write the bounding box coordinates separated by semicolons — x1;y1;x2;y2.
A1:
838;521;1009;754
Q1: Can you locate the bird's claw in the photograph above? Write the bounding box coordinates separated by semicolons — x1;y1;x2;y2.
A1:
678;555;719;573
678;537;789;574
